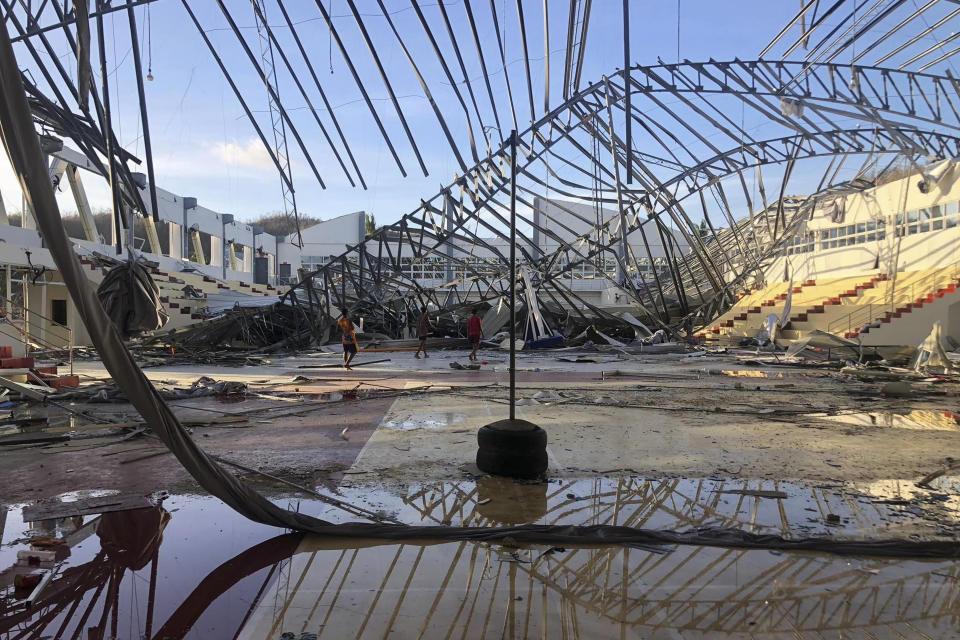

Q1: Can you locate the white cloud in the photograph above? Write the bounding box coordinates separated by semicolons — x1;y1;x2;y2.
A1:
209;138;274;170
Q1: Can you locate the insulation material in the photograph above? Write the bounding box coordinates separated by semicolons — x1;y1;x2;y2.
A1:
912;322;956;372
818;197;846;224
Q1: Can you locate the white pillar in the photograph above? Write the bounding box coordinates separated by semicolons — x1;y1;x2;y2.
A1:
228;242;241;272
143;216;163;254
168;222;183;260
110;209;125;252
190;229;205;264
209;235;223;267
65;166;99;242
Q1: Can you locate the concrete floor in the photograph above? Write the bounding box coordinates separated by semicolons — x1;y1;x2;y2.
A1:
5;346;954;500
2;346;959;638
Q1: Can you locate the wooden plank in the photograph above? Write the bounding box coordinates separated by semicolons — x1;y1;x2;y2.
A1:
22;493;153;522
0;432;67;447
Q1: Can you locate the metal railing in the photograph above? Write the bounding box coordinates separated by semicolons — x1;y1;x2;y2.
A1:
0;294;74;375
827;263;960;336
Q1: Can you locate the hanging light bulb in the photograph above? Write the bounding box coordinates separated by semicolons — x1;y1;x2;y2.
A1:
146;68;154;82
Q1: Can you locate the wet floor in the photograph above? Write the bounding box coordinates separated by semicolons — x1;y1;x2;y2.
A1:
814;409;960;431
2;474;958;639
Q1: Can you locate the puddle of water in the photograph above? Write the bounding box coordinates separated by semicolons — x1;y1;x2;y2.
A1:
332;475;960;538
1;477;957;639
719;370;785;378
0;492;296;640
811;409;960;431
382;411;465;431
240;535;960;639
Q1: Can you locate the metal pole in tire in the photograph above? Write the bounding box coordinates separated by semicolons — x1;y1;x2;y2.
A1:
509;130;517;420
475;130;547;480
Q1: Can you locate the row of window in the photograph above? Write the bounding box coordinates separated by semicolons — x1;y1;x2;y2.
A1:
303;252;671;283
779;200;960;255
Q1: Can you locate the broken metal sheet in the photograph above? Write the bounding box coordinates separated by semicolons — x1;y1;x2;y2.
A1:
22;493;154;522
785;330;862;358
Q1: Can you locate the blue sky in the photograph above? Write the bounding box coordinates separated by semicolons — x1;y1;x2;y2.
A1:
1;1;957;228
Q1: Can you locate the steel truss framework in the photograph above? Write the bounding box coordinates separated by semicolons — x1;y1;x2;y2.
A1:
286;59;960;334
3;3;960;336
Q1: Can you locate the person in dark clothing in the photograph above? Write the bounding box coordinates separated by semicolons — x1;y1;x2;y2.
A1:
414;307;434;359
467;308;483;361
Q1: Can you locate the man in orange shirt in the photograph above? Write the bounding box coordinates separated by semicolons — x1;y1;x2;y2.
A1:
467;308;483;361
337;310;359;370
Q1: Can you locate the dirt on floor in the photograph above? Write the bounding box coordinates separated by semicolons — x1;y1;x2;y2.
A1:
1;348;958;506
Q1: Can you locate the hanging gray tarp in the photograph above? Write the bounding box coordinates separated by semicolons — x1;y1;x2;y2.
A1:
96;258;169;339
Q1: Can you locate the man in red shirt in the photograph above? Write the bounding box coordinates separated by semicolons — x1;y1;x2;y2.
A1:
467;308;483;361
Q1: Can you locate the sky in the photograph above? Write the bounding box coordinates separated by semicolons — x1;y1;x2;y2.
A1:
0;1;957;229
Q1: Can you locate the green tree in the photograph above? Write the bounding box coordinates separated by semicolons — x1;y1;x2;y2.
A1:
697;219;709;239
365;213;377;236
247;212;322;237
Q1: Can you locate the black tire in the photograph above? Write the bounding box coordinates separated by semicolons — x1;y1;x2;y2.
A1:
477;421;547;450
476;421;548;479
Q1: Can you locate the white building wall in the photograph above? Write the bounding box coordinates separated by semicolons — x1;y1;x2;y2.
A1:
764;160;960;286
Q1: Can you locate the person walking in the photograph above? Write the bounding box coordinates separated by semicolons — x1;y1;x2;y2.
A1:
338;310;359;370
467;308;483;361
414;306;434;358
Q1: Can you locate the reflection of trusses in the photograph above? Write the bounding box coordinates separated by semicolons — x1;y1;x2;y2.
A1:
286;59;960;330
237;476;960;637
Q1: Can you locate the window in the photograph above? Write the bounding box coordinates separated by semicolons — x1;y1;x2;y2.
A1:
51;299;67;326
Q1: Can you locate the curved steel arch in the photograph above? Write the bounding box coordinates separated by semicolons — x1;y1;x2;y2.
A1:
290;124;958;335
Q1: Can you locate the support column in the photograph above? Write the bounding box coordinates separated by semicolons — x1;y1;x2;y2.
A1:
228;242;241;272
110;207;126;252
0;186;7;224
167;222;183;260
189;229;205;264
209;235;223;268
21;198;37;231
243;245;252;272
143;215;162;254
65;166;99;242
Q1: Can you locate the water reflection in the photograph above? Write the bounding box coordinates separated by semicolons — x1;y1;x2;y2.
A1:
240;536;960;639
814;409;960;431
1;476;958;639
333;475;960;538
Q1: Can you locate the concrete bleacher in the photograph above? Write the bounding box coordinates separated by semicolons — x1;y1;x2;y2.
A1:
698;266;960;346
77;256;281;332
695;278;820;342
